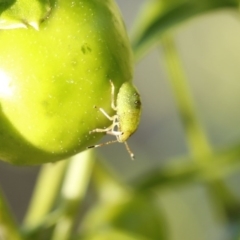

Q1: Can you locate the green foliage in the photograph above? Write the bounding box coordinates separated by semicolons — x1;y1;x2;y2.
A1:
1;0;240;240
131;0;239;59
0;0;52;29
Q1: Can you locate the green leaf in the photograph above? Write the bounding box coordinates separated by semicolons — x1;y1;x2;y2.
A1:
81;194;166;240
78;229;150;240
0;0;52;29
0;187;23;240
131;143;240;191
131;0;239;60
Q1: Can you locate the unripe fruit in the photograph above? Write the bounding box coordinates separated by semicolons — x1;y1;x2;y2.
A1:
0;0;133;165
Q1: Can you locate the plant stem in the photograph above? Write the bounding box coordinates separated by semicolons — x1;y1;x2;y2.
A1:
0;187;23;240
51;150;95;240
23;160;68;230
161;35;212;162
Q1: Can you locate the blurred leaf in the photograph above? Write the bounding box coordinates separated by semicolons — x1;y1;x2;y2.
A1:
0;187;23;240
79;162;166;239
0;0;52;29
0;0;15;14
131;143;240;191
131;0;238;60
91;161;130;204
161;35;212;160
110;195;166;240
77;229;150;240
80;194;166;240
154;185;229;240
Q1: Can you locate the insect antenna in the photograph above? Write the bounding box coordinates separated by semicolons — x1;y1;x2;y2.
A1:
124;141;135;160
87;140;135;160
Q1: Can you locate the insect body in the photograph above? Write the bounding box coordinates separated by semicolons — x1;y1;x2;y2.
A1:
88;80;141;159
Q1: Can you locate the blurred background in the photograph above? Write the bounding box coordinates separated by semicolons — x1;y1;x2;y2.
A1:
1;1;240;239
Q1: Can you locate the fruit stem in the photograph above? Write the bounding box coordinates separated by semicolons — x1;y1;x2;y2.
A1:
161;35;212;162
23;160;68;230
51;150;95;240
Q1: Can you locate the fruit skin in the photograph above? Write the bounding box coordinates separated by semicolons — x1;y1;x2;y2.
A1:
0;0;133;165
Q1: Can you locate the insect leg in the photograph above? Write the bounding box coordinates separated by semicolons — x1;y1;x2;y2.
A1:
90;114;119;134
106;130;122;136
94;106;115;121
110;80;117;111
105;118;123;139
89;123;115;134
90;124;121;135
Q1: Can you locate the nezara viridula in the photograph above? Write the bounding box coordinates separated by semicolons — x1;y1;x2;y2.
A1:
88;80;141;159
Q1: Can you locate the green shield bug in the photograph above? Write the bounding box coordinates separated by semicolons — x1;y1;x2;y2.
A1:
88;80;142;160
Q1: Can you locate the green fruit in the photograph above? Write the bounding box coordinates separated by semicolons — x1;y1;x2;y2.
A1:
0;0;133;165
